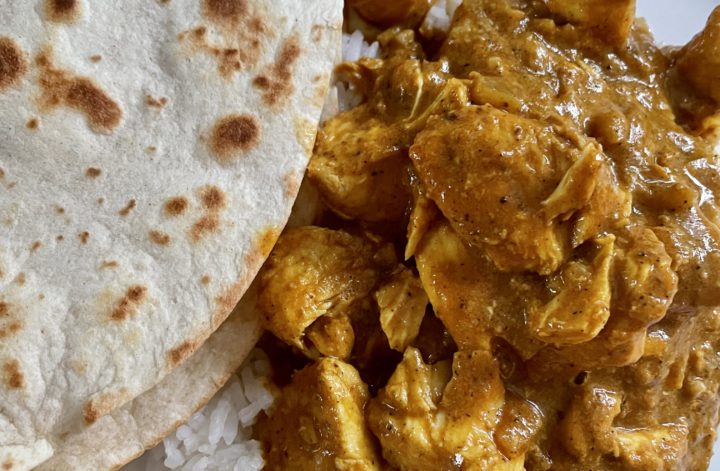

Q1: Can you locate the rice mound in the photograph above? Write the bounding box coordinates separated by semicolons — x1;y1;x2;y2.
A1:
336;30;381;112
336;1;459;112
123;350;274;471
423;0;463;35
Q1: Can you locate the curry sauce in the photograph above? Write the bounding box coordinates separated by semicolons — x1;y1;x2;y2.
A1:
258;1;720;469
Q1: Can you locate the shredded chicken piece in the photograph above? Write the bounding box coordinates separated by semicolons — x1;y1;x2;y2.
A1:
375;267;429;351
411;105;623;275
368;348;525;470
615;423;690;470
674;7;720;104
349;0;432;26
258;358;383;470
559;384;691;470
257;226;395;358
415;221;544;358
405;191;439;260
309;106;413;223
309;43;454;224
527;226;678;373
559;386;622;460
544;0;636;47
528;235;614;345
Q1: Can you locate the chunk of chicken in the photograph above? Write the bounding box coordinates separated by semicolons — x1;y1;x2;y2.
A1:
375;267;429;352
616;423;690;470
349;0;432;26
309;106;413;223
558;384;690;470
410;105;618;275
527;227;678;374
614;227;679;325
404;190;439;260
402;77;470;134
257;227;396;359
541;144;607;222
559;386;622;460
259;358;383;471
541;135;630;247
544;0;636;47
367;348;524;470
571;162;631;247
528;235;614;346
468;73;529;115
306;315;356;360
309;52;456;225
674;6;720;104
415;221;545;359
493;393;544;460
653;207;720;308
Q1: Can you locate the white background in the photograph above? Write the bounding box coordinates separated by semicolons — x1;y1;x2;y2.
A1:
635;1;719;470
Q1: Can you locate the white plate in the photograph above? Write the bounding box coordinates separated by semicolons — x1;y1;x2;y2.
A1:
636;1;720;469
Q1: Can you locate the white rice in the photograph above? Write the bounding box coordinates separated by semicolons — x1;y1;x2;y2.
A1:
334;1;460;113
123;350;274;471
335;30;381;112
342;30;380;63
422;0;462;36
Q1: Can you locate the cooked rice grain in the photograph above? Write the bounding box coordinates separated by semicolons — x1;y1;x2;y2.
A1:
123;350;274;471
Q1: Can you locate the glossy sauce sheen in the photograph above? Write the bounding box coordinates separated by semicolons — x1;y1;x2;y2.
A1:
259;1;720;469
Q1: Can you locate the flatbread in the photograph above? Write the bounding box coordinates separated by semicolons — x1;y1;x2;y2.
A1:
0;1;342;469
37;285;261;471
39;172;331;471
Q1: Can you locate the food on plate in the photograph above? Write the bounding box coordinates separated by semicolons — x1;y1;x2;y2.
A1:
0;1;342;469
257;226;397;360
349;0;432;26
259;357;383;470
123;183;329;471
257;0;720;469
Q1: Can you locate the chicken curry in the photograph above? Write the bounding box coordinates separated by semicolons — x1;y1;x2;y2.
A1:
257;1;720;469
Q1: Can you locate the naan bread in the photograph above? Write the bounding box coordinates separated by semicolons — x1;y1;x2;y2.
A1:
0;1;342;469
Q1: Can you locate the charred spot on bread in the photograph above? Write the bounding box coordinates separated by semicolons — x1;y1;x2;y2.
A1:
149;230;171;245
0;37;27;92
253;36;301;108
3;360;24;389
167;340;196;366
45;0;81;23
190;214;220;242
202;0;248;26
85;167;101;178
164;196;189;217
119;199;136;217
110;285;148;321
36;49;122;133
199;186;227;210
209;114;260;162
